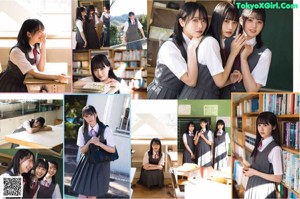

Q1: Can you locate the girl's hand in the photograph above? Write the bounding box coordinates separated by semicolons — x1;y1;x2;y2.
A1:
103;78;118;86
57;74;69;83
241;44;253;60
231;34;246;56
230;70;243;83
188;36;203;51
40;32;47;45
191;153;195;159
242;167;256;177
83;41;87;48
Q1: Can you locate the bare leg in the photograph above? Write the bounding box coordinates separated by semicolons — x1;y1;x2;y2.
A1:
78;194;87;199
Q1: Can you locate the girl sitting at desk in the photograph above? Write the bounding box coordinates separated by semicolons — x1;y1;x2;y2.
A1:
138;138;165;188
73;54;129;93
0;19;68;92
11;117;52;148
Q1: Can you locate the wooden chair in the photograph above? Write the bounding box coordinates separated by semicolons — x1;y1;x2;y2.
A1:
169;167;184;199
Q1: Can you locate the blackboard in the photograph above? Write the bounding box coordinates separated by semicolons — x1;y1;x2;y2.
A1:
236;0;293;91
178;117;211;152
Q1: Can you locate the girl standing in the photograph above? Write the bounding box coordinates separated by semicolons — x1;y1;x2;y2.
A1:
138;138;165;188
100;5;110;47
23;158;48;198
0;19;68;92
122;11;145;50
222;8;271;98
37;160;61;198
178;2;245;99
75;6;87;49
0;149;35;197
147;2;207;99
84;5;100;49
182;121;196;164
243;112;283;199
73;54;129;93
213;120;230;170
194;119;213;168
71;105;116;198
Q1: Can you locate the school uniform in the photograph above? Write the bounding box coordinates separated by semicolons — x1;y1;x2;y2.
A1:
85;14;100;49
100;12;110;47
245;137;283;199
195;129;213;167
213;131;230;170
0;44;39;92
138;151;165;188
220;37;272;99
23;177;39;199
148;33;192;99
37;178;61;199
179;36;224;99
124;19;143;50
75;19;86;50
182;132;195;164
71;122;115;197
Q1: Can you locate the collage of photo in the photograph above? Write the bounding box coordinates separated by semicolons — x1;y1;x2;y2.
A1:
0;0;299;199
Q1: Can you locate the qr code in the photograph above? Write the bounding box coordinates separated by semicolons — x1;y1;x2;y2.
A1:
0;176;23;197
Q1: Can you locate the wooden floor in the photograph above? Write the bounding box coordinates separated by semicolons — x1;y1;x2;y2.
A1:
131;178;174;199
131;90;147;99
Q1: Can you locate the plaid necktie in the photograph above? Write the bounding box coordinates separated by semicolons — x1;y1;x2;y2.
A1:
90;128;96;137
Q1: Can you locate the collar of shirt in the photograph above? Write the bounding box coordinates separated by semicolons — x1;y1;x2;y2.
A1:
221;38;226;48
258;136;274;152
188;131;194;136
88;123;99;133
217;130;224;136
201;128;206;132
182;32;191;50
245;37;257;47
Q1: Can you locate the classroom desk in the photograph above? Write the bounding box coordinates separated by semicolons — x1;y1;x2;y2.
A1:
24;78;68;93
4;125;63;148
177;163;201;180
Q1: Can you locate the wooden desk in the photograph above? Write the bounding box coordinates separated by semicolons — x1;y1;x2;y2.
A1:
24;78;68;93
177;163;200;180
4;125;63;148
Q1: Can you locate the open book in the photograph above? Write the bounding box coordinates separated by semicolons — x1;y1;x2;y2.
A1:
82;82;111;93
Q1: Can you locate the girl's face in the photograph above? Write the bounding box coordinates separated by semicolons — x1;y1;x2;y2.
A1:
188;124;195;132
218;124;224;131
152;143;160;153
200;121;207;129
81;10;87;17
28;28;45;45
180;10;207;39
35;166;47;179
129;15;135;21
33;120;42;128
83;113;97;127
242;12;264;39
47;162;57;177
19;155;34;174
257;123;274;139
222;19;238;39
93;66;110;82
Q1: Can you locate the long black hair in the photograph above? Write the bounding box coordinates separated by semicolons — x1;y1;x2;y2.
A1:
214;119;226;138
207;2;239;65
85;5;95;23
172;2;208;61
127;11;137;24
199;118;209;131
148;138;162;158
91;54;121;82
17;19;45;52
186;121;195;134
251;112;280;157
6;149;35;194
76;6;86;21
48;160;58;184
29;117;45;128
239;8;266;48
82;105;104;134
32;158;48;180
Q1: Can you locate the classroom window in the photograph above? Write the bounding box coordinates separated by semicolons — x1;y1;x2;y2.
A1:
116;96;130;135
0;0;71;38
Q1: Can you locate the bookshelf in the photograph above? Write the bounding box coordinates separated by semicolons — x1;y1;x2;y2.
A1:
232;93;300;198
111;49;147;90
72;49;111;82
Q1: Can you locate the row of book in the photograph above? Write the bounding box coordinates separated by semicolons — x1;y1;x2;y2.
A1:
115;70;147;79
282;151;299;194
263;93;300;115
113;58;147;68
279;184;298;198
114;50;144;61
244;116;257;132
244;97;259;113
282;121;300;150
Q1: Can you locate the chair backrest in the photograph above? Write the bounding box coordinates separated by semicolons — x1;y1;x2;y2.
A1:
169;167;178;189
167;153;173;170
